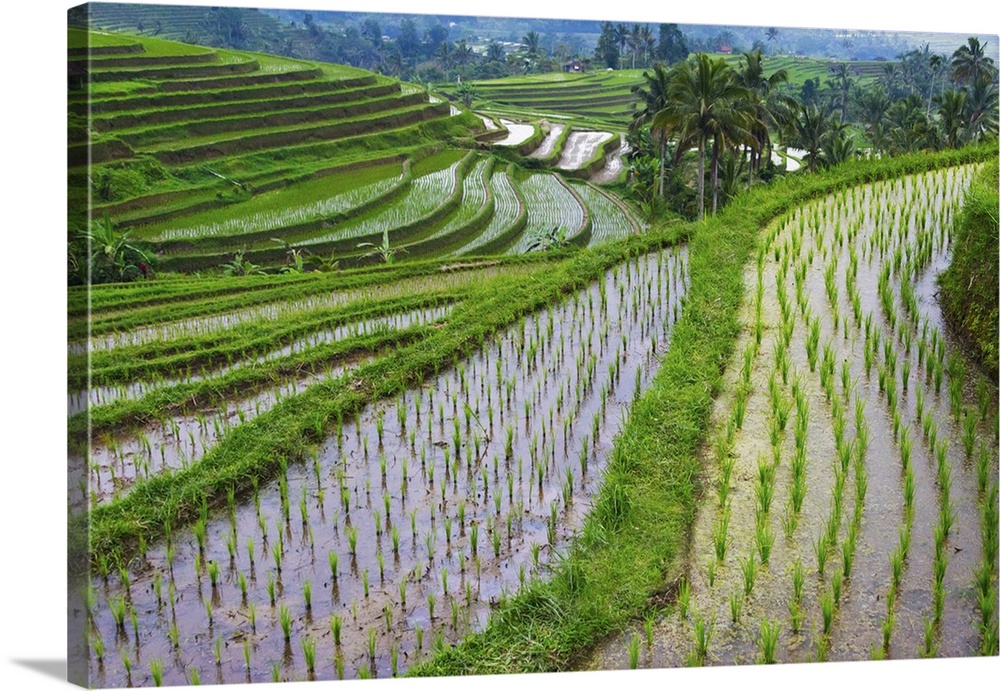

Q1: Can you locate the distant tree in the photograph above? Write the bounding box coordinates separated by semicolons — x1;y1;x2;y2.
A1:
487;41;505;62
360;18;382;48
800;78;819;107
456;82;479;107
765;27;779;44
934;89;968;148
951;37;997;86
202;7;251;49
426;24;450;57
596;22;620;68
397;18;420;61
522;31;541;57
657;23;688;64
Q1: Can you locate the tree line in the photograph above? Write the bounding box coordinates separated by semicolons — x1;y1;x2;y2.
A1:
624;38;999;220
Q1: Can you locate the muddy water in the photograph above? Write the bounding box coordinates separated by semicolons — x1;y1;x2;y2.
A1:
68;304;452;414
73;265;520;356
84;248;690;687
79;359;370;508
494;119;535;147
588;166;997;670
590;135;628;184
556;131;614;171
526;124;565;159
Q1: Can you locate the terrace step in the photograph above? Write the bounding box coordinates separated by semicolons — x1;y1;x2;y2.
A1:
91;82;400;131
150;101;450;165
87;59;260;82
155;67;323;93
70;51;219;68
73;76;376;115
120;91;425;148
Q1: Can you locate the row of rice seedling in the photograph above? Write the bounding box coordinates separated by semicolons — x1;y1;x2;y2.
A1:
74;293;461;408
74;256;525;340
295;158;463;246
407;158;494;250
613;162;996;669
571;181;640;245
135;162;406;243
74;254;513;354
508;173;586;253
455;169;525;255
82;248;689;685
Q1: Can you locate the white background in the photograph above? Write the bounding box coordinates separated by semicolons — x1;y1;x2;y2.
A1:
1;0;997;689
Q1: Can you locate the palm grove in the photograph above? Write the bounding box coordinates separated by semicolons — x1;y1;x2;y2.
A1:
624;38;999;220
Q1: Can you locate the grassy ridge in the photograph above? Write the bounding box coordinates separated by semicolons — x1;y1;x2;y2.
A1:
409;142;995;676
939;159;999;376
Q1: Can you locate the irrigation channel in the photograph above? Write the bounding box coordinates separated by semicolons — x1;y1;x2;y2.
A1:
590;164;999;669
83;247;689;686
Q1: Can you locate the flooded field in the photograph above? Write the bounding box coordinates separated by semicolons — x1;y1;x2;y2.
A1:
590;165;998;668
79;248;690;686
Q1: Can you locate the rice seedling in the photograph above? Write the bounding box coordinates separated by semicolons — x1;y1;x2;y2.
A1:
963;409;980;457
628;632;641;669
881;607;896;652
427;592;436;620
740;555;757;597
150;659;164;687
692;611;713;663
713;511;730;562
278;604;293;642
758;619;780;664
729;590;742;623
678;580;691;619
820;589;834;634
756;521;775;565
368;628;378;664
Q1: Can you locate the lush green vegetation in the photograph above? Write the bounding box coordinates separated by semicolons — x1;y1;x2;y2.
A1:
411;141;996;677
69;14;998;686
939;161;1000;375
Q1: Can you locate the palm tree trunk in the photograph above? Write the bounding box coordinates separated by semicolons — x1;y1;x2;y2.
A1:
696;139;705;221
711;137;721;216
658;138;666;198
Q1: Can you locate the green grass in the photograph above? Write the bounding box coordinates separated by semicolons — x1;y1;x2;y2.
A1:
404;143;993;677
938;160;999;376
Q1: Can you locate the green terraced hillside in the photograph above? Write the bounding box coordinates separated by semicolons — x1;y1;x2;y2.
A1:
68;28;644;273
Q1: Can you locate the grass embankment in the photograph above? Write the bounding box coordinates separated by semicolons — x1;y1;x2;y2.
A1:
409;142;996;676
939;160;999;377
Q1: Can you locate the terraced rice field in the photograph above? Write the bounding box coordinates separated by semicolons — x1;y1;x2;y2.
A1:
471;72;640;129
69;29;642;272
590;164;999;668
75;246;690;686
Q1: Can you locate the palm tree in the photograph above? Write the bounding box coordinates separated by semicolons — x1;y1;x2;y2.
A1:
736;48;797;184
630;63;672;196
614;24;629;62
765;28;779;44
487;41;504;62
453;39;474;67
926;53;944;117
789;104;838;170
436;41;453;70
651;53;753;219
964;76;1000;142
934;89;968;148
854;85;892;153
829;63;854;122
951;37;998;86
522;31;541;57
